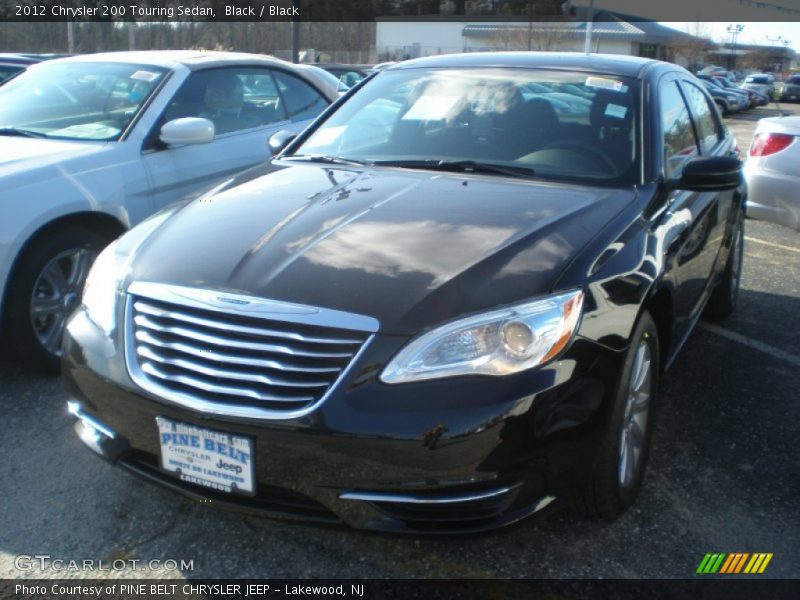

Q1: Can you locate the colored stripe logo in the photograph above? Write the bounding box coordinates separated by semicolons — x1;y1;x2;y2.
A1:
697;553;773;574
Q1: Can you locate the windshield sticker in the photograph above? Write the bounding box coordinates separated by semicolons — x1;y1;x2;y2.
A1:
402;95;460;121
131;70;160;82
585;76;625;92
604;104;628;119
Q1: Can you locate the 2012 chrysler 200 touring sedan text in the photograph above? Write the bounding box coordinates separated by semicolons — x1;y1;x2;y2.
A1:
63;53;746;533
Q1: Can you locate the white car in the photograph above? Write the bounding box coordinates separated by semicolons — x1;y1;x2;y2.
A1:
0;50;338;371
745;116;800;231
741;73;775;100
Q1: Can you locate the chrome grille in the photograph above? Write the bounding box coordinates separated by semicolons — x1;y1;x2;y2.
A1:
124;282;376;419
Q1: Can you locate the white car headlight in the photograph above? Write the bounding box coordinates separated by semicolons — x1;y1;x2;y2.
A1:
82;239;127;333
82;209;176;333
380;289;584;384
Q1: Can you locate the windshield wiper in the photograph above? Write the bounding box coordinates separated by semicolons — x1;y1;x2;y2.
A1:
373;159;535;179
281;154;368;167
0;127;48;138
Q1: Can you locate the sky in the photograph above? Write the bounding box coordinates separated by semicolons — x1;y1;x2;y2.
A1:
567;1;800;49
664;22;799;51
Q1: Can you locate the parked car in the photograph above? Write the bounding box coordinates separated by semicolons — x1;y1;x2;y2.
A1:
317;63;371;89
742;73;775;100
0;53;66;85
0;50;338;372
745;116;800;230
699;79;745;115
780;74;800;102
705;75;755;109
64;52;745;533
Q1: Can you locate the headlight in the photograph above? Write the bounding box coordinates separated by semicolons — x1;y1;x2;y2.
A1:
82;239;127;333
82;209;176;333
380;289;584;384
727;94;738;101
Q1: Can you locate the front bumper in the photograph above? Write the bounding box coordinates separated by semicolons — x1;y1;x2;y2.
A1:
63;308;622;533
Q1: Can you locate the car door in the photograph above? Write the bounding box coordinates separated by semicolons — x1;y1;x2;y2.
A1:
658;77;729;334
141;66;329;210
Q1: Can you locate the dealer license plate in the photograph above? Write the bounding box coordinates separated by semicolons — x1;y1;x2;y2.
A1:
156;417;255;495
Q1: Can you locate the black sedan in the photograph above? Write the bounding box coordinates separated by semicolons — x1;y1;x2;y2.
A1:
63;53;745;533
0;53;67;85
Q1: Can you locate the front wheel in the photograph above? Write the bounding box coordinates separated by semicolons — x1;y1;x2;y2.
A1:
705;217;744;320
573;311;660;520
5;227;110;374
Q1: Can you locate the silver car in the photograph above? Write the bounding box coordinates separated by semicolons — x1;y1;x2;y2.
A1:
0;51;338;372
745;116;800;231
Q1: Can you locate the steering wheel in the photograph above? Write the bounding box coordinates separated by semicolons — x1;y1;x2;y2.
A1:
538;140;618;173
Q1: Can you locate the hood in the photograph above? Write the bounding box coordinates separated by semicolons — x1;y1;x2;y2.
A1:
131;164;636;334
0;136;108;180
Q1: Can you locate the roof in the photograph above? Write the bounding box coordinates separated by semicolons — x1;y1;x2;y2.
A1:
390;52;663;78
52;50;294;71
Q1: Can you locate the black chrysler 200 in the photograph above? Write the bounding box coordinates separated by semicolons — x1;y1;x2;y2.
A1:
63;53;745;533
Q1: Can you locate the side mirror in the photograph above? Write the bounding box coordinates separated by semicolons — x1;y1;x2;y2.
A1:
670;156;743;192
160;118;215;146
268;130;297;156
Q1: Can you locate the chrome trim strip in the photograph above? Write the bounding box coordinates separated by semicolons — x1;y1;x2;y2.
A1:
137;345;330;388
134;314;353;358
140;362;316;403
134;330;341;374
136;346;328;388
67;401;116;439
124;295;376;420
339;486;516;505
134;300;364;345
128;281;379;333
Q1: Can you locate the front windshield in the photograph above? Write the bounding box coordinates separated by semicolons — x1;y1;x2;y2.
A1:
292;67;639;183
0;61;167;141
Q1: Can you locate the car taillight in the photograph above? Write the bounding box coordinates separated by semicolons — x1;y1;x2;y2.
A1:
749;133;795;157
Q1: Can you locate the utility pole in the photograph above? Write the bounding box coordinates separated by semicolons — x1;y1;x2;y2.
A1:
584;0;595;55
527;0;534;51
291;1;300;63
66;22;75;53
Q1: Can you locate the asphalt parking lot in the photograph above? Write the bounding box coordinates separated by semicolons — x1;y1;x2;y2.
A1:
1;103;798;581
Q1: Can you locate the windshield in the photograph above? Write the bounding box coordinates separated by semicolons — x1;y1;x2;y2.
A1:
0;61;167;141
291;68;640;183
746;76;768;84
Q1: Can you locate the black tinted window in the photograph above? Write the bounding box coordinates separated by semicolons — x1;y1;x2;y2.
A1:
682;82;721;154
164;68;290;136
272;70;328;122
660;81;698;178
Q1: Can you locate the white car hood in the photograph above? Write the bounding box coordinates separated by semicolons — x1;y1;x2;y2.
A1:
0;136;110;180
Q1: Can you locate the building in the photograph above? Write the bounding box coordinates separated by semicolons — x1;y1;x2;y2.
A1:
376;9;712;67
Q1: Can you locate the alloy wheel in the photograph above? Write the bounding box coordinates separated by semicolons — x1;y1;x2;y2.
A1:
618;337;652;488
29;248;95;356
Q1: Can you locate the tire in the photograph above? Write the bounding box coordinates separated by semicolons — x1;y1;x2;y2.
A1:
5;227;111;374
705;216;744;320
573;311;660;520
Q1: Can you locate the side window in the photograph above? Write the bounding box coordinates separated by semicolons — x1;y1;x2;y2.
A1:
682;82;722;154
271;70;328;122
162;68;288;137
660;81;699;179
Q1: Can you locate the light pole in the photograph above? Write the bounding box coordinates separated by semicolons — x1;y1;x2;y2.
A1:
584;0;595;55
726;24;744;71
527;0;534;51
766;36;792;73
